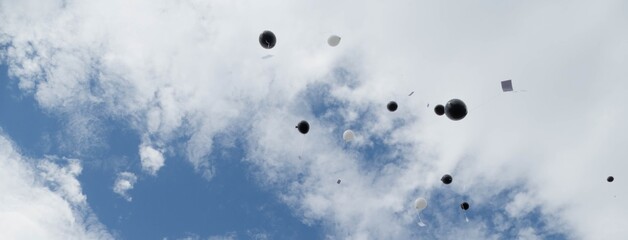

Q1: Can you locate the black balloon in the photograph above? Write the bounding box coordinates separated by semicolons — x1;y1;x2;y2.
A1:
387;101;398;112
434;105;445;116
445;99;467;121
441;174;453;184
608;176;614;182
259;30;276;49
296;120;310;134
460;202;470;210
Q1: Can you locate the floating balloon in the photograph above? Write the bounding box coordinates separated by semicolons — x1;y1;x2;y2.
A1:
441;174;453;184
337;179;341;184
501;79;513;92
460;202;470;211
434;105;445;116
415;197;428;227
608;176;614;182
259;30;276;49
445;99;467;121
328;35;341;47
296;120;310;134
387;101;398;112
343;130;355;142
415;197;427;211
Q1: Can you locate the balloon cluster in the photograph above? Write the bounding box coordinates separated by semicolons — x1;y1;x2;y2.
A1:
273;32;615;226
259;30;342;49
433;99;467;121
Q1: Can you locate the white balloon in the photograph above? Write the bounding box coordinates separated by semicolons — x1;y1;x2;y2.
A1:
415;197;427;211
343;130;355;142
328;35;341;47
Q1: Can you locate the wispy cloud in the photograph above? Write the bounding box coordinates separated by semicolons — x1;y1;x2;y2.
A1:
207;232;237;240
1;0;627;239
0;131;112;239
113;171;138;201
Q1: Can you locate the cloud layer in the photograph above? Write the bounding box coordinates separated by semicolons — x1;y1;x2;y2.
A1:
1;0;627;239
0;131;112;239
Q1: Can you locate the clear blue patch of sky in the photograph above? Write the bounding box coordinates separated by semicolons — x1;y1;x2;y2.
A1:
113;132;324;240
0;65;58;157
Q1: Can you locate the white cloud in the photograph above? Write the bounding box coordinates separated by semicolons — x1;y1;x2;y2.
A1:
517;227;541;240
37;157;87;204
0;131;112;239
113;171;138;201
139;145;165;176
1;0;628;239
174;231;256;240
505;192;538;219
207;232;237;240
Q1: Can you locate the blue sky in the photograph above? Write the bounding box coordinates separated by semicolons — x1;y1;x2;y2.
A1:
1;1;627;239
0;52;568;240
0;64;324;239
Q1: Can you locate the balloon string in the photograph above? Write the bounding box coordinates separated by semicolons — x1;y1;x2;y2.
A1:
472;88;527;112
470;92;500;112
298;136;305;160
417;213;426;227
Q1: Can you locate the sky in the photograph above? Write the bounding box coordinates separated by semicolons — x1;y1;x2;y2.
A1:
0;0;627;239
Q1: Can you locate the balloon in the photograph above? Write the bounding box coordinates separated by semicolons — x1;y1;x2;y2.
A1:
608;176;614;182
434;105;445;116
460;202;470;210
445;99;467;121
296;120;310;134
501;79;513;92
343;130;355;142
259;30;276;49
441;174;453;184
387;101;398;112
337;179;341;184
328;35;341;47
415;197;427;211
